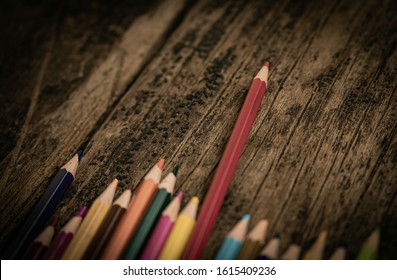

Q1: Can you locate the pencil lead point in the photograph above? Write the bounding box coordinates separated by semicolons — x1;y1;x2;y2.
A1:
191;196;199;204
242;214;251;221
77;149;84;162
176;191;183;202
77;206;88;217
264;61;270;68
255;61;269;82
49;217;58;227
274;232;281;239
157;158;165;170
374;226;381;233
172;165;180;176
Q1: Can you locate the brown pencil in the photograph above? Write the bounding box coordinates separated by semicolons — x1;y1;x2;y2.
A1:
83;188;132;259
237;219;268;260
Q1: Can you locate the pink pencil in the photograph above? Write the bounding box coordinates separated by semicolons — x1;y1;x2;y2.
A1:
44;206;87;259
139;192;183;260
183;62;270;259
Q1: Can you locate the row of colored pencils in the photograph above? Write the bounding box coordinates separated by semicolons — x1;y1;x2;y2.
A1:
215;215;380;260
4;62;270;260
20;159;202;260
4;62;383;260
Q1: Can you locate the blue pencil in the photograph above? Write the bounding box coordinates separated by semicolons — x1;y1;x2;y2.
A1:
215;214;250;260
4;150;83;259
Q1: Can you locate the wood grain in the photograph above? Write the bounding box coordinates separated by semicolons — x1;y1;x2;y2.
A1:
0;0;190;251
0;0;396;259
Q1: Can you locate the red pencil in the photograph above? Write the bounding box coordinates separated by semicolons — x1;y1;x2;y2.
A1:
24;218;58;260
183;62;269;259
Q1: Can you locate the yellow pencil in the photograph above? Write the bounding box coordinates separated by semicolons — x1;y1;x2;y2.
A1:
158;196;199;260
62;179;118;259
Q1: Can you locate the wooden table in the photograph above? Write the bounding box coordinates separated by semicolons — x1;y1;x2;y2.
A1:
0;0;396;259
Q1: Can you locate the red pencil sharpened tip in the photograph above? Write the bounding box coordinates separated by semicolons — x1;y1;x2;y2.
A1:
264;61;270;68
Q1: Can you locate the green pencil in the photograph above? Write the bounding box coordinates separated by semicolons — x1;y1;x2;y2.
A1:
357;227;380;260
123;165;179;259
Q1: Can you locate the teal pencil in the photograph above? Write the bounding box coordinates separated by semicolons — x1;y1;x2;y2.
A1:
215;215;250;260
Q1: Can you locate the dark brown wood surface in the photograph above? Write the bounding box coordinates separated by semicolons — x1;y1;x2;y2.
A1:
0;0;396;259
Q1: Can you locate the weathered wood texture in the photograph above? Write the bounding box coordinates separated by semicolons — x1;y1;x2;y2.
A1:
1;0;396;259
0;0;190;252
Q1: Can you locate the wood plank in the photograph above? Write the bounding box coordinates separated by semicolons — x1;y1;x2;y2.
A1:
62;0;397;259
0;0;190;250
1;0;396;259
0;0;57;177
380;190;397;259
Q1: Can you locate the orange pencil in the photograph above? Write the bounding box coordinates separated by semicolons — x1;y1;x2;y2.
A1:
101;159;165;259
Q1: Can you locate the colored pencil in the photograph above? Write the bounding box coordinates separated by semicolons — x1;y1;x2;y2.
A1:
62;179;118;259
215;215;250;260
140;192;183;260
101;159;165;260
159;196;199;260
280;233;303;260
258;233;281;260
5;150;83;259
123;166;179;259
83;188;132;259
183;62;270;259
24;219;57;259
237;219;268;260
281;243;301;260
45;206;87;259
329;246;347;260
303;231;327;260
357;227;380;260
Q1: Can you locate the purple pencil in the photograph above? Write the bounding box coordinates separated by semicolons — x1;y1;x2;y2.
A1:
44;206;87;259
140;192;183;260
